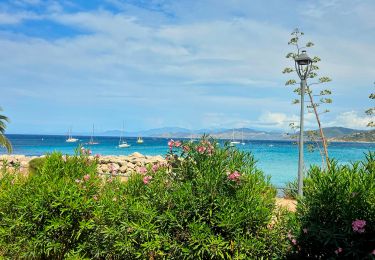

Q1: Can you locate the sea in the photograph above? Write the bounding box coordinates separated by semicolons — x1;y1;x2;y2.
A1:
2;134;374;187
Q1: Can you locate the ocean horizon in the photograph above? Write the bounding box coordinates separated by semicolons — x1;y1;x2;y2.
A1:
1;134;373;187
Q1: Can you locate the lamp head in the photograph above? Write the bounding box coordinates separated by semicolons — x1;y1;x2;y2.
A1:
294;50;313;80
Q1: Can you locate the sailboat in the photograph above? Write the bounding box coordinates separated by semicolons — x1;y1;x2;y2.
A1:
230;128;240;146
241;129;246;145
137;136;144;144
66;127;78;143
87;124;99;145
118;122;130;148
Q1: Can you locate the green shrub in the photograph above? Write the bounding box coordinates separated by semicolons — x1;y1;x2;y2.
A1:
84;137;293;259
0;138;295;259
0;148;99;259
28;157;46;175
294;152;375;259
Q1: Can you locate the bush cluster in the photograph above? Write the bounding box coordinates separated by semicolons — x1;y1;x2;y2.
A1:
294;152;375;259
0;139;293;259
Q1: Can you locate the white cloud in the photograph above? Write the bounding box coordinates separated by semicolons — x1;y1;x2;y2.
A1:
329;111;372;129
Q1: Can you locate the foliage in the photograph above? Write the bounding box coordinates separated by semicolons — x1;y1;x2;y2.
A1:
283;29;332;169
28;157;46;175
0;137;295;259
293;152;375;259
366;82;375;127
0;107;12;153
0;148;99;259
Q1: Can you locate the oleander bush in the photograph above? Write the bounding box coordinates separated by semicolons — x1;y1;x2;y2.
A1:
0;148;100;259
83;137;293;259
0;137;295;259
293;152;375;259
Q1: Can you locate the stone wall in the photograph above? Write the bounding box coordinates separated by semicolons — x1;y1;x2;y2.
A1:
0;153;166;176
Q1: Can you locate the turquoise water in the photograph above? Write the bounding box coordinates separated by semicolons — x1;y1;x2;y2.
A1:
2;134;374;187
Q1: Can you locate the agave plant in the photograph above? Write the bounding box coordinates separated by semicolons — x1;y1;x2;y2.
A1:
0;107;12;153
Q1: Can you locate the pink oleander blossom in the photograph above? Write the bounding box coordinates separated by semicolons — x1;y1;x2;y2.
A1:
168;139;174;149
228;171;241;182
291;239;297;245
352;219;366;233
197;146;206;154
143;175;152;184
137;166;147;175
93;195;98;201
334;248;343;254
174;140;182;147
372;249;375;255
152;163;159;173
83;174;90;181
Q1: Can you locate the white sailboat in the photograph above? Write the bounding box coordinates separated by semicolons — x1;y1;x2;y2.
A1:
118;122;130;148
230;128;240;146
66;128;78;143
87;124;99;145
241;129;245;145
137;136;144;144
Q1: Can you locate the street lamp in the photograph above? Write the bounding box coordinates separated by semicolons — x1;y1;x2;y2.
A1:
294;50;313;196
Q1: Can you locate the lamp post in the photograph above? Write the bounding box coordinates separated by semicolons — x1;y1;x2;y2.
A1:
294;50;313;196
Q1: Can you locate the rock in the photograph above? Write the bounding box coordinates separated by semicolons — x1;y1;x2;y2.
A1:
130;152;144;158
126;162;135;169
100;164;109;172
119;166;127;173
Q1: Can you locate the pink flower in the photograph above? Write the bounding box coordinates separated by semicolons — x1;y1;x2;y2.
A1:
143;175;152;184
183;145;190;152
352;219;366;233
372;249;375;255
152;163;159;173
303;228;308;234
334;247;343;254
174;140;182;147
137;166;147;175
93;195;98;201
228;171;241;182
291;239;297;245
197;146;206;154
168;139;174;149
83;174;90;181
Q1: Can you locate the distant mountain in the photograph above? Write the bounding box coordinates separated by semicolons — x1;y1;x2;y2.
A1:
318;127;366;138
329;129;375;142
297;127;374;143
99;126;373;142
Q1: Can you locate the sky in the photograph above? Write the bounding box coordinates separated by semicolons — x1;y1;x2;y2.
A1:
0;0;374;134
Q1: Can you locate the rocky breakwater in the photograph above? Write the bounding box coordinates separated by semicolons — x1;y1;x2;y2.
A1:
97;152;166;177
0;154;36;174
0;153;166;177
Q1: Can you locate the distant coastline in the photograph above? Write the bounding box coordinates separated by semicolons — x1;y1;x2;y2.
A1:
6;126;375;143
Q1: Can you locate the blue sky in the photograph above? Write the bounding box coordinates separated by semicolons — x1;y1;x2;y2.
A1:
0;0;374;134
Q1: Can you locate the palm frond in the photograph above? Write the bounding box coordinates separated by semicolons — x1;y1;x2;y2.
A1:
0;134;12;153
